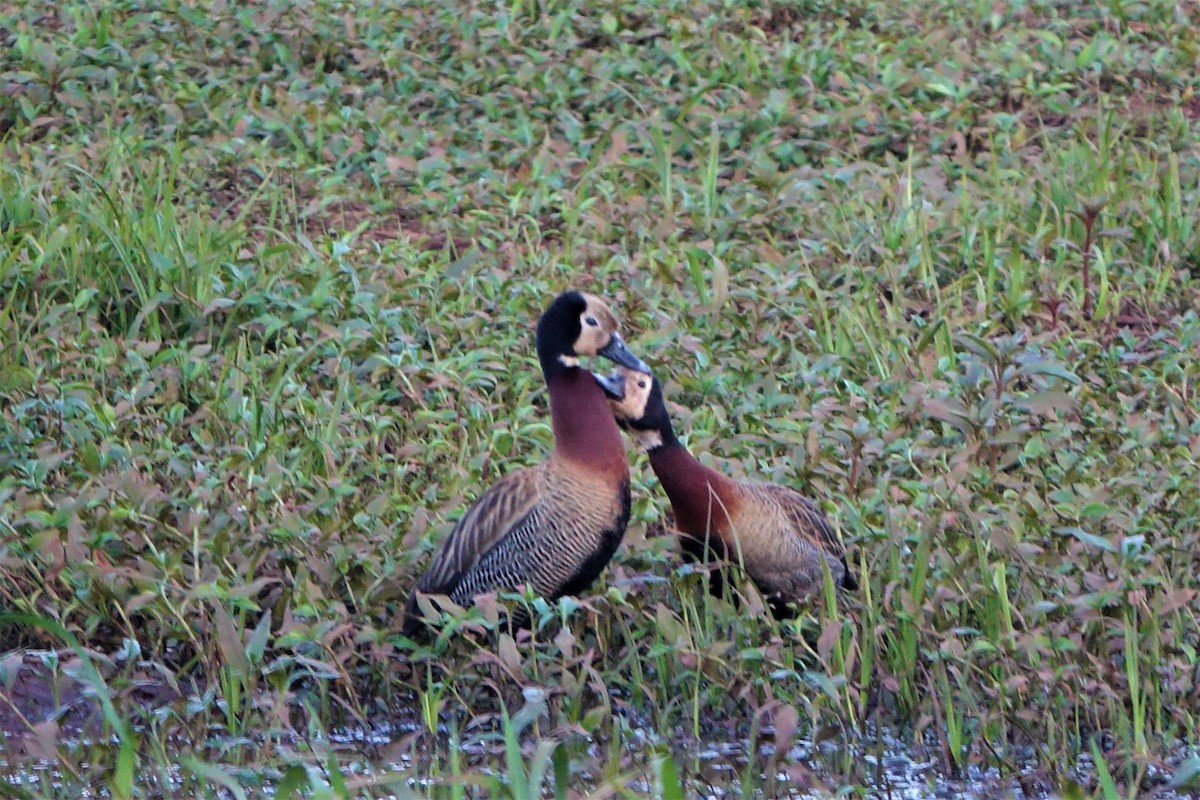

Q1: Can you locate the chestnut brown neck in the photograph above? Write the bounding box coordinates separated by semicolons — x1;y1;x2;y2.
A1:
647;443;738;537
549;368;629;475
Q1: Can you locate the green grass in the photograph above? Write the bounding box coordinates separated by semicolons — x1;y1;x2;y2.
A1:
2;0;1199;796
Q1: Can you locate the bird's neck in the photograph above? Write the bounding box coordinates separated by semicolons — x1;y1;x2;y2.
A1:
647;440;737;536
548;368;628;475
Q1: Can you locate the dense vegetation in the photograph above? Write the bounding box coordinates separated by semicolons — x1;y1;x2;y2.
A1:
2;0;1198;796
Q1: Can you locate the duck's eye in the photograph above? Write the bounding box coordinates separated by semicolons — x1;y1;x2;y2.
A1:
585;316;598;327
638;380;647;389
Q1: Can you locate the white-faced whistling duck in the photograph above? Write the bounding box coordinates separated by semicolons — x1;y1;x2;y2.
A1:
402;291;651;635
602;367;859;618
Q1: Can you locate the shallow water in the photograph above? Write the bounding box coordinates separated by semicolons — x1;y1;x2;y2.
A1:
2;656;1194;798
4;724;1194;799
315;715;1113;799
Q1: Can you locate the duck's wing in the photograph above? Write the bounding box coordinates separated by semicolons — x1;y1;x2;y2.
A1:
750;483;842;554
748;482;857;590
413;464;543;598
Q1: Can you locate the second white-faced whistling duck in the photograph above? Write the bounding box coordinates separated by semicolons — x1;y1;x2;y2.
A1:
402;291;651;635
602;367;859;618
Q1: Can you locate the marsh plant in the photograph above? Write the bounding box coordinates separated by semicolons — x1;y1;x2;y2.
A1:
2;0;1199;797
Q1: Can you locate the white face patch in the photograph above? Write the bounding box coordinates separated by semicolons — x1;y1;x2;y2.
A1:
575;295;618;357
618;377;652;420
575;312;606;355
633;429;664;452
559;354;580;368
610;395;644;422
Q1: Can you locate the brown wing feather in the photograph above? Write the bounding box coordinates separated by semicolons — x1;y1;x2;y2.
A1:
751;483;845;558
414;465;543;596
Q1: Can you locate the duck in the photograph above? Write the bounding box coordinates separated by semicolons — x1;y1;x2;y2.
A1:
603;366;858;618
402;291;651;635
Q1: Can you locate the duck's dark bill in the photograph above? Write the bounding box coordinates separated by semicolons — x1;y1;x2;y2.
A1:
597;334;651;374
593;371;625;400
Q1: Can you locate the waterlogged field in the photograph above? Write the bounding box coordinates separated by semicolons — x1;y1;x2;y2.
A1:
2;0;1199;797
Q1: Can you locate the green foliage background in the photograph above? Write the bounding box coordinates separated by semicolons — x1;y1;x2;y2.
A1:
1;0;1198;796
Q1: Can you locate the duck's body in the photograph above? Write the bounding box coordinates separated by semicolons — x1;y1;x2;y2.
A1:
607;369;857;616
402;292;648;635
409;370;631;611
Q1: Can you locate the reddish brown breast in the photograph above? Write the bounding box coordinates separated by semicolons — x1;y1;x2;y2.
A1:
548;368;629;477
647;445;742;541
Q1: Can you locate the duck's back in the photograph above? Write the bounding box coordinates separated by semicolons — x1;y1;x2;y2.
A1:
730;481;853;600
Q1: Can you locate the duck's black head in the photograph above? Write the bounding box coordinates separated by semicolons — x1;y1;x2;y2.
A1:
535;290;650;379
